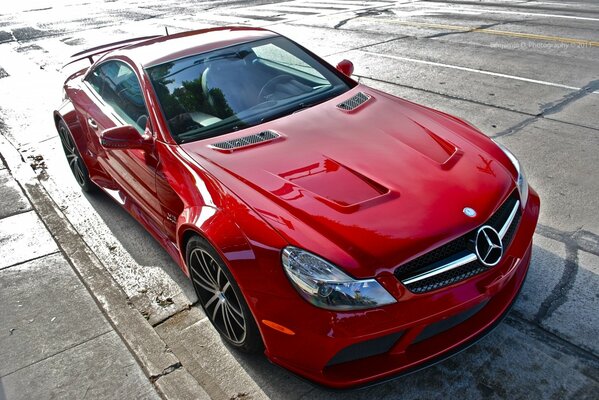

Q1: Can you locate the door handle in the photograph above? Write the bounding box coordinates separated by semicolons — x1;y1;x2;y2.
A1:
87;118;98;129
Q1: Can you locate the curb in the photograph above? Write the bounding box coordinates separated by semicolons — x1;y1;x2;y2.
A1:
0;132;210;399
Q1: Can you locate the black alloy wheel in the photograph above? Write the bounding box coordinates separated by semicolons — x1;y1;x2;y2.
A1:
186;235;263;352
57;120;95;192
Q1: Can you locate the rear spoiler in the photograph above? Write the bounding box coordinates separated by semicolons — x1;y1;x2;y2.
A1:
63;35;162;68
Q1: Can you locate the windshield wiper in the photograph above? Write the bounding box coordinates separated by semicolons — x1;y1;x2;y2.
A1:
292;101;318;114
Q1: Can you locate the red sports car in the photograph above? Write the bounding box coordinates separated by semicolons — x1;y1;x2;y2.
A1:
54;27;540;388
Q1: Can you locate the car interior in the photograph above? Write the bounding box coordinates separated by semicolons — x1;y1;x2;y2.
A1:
147;37;348;143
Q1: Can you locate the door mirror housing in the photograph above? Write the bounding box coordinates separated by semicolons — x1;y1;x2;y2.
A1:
100;125;152;150
336;59;354;77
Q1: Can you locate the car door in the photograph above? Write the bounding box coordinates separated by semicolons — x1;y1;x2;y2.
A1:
82;59;165;234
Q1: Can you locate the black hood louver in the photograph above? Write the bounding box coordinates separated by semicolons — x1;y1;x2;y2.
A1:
337;91;371;111
210;130;280;151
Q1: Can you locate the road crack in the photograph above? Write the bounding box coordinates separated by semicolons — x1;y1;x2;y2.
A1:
425;20;522;39
494;78;599;137
149;361;182;383
334;9;390;29
534;241;579;324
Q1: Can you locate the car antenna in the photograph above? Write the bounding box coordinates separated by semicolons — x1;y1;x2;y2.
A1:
165;26;169;36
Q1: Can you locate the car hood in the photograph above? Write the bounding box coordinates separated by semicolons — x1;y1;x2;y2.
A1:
180;85;515;278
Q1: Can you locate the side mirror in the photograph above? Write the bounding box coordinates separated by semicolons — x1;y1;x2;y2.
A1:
100;125;152;150
336;59;354;77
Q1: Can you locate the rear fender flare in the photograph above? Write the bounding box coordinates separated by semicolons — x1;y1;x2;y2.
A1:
53;101;94;170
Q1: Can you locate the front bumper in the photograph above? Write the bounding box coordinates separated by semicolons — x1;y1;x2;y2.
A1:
254;187;540;389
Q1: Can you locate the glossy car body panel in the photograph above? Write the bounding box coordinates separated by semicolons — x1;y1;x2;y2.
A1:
53;27;539;388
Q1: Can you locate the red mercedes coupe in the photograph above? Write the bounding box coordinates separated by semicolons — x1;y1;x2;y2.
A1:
54;27;539;388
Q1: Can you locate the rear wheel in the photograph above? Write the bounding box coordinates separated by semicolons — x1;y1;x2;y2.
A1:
186;235;263;353
57;120;95;192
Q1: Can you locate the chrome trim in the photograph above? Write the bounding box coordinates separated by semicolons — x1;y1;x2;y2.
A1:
498;199;520;239
402;253;477;285
401;198;520;286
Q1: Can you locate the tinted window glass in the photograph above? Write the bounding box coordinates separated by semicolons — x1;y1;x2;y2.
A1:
86;61;148;133
147;36;353;143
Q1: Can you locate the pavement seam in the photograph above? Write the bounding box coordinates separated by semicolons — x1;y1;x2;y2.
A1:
494;79;599;138
0;207;33;220
536;224;599;257
0;329;113;379
506;313;599;371
532;224;598;326
0;128;193;400
357;75;599;134
149;362;183;383
0;250;61;272
419;0;599;17
423;19;524;40
152;301;202;329
18;181;175;399
323;35;409;58
534;241;579;324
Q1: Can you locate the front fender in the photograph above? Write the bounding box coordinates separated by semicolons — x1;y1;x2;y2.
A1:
176;205;256;278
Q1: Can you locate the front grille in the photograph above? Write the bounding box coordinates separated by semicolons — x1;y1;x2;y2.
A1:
210;130;279;151
395;191;521;294
336;91;371;111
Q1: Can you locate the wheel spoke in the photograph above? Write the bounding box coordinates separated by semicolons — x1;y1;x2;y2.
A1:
222;305;235;341
75;163;86;183
189;245;246;344
195;251;218;287
221;281;230;293
62;133;74;152
205;292;220;309
194;252;215;288
227;301;243;318
203;251;220;286
217;267;223;288
225;302;245;329
211;299;223;321
192;276;218;294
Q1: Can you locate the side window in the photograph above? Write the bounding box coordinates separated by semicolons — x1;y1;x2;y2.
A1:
85;61;149;133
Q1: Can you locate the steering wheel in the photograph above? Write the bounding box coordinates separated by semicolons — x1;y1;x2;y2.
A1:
257;75;294;102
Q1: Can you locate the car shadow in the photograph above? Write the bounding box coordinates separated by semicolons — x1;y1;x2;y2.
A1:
81;188;197;303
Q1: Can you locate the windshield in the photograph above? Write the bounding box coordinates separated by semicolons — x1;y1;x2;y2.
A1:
146;36;353;143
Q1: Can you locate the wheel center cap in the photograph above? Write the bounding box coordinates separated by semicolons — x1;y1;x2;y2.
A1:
218;292;226;303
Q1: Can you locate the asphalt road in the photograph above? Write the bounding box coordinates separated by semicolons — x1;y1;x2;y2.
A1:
0;0;598;399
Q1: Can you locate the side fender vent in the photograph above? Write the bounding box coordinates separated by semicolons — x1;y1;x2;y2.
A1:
210;130;280;151
337;92;371;111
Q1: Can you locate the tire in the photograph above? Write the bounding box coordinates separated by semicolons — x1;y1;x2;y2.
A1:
57;119;95;192
186;235;263;353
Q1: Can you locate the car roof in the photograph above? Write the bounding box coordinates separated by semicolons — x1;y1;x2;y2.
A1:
118;26;279;68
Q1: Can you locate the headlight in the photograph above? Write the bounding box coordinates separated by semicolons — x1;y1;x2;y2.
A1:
281;246;396;311
495;142;529;208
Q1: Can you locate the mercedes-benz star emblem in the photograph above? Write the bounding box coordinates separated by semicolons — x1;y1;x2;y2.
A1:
475;225;503;267
463;207;477;218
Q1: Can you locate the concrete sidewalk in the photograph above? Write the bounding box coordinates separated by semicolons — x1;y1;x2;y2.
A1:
0;159;160;399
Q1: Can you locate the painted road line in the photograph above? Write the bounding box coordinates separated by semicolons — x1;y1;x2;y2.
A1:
360;50;599;94
361;18;599;47
420;2;599;22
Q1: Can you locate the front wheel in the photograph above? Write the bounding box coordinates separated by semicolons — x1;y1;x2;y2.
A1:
186;235;263;353
57;120;95;192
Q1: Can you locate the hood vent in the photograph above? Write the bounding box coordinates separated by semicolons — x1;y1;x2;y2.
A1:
337;92;371;111
210;130;280;151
